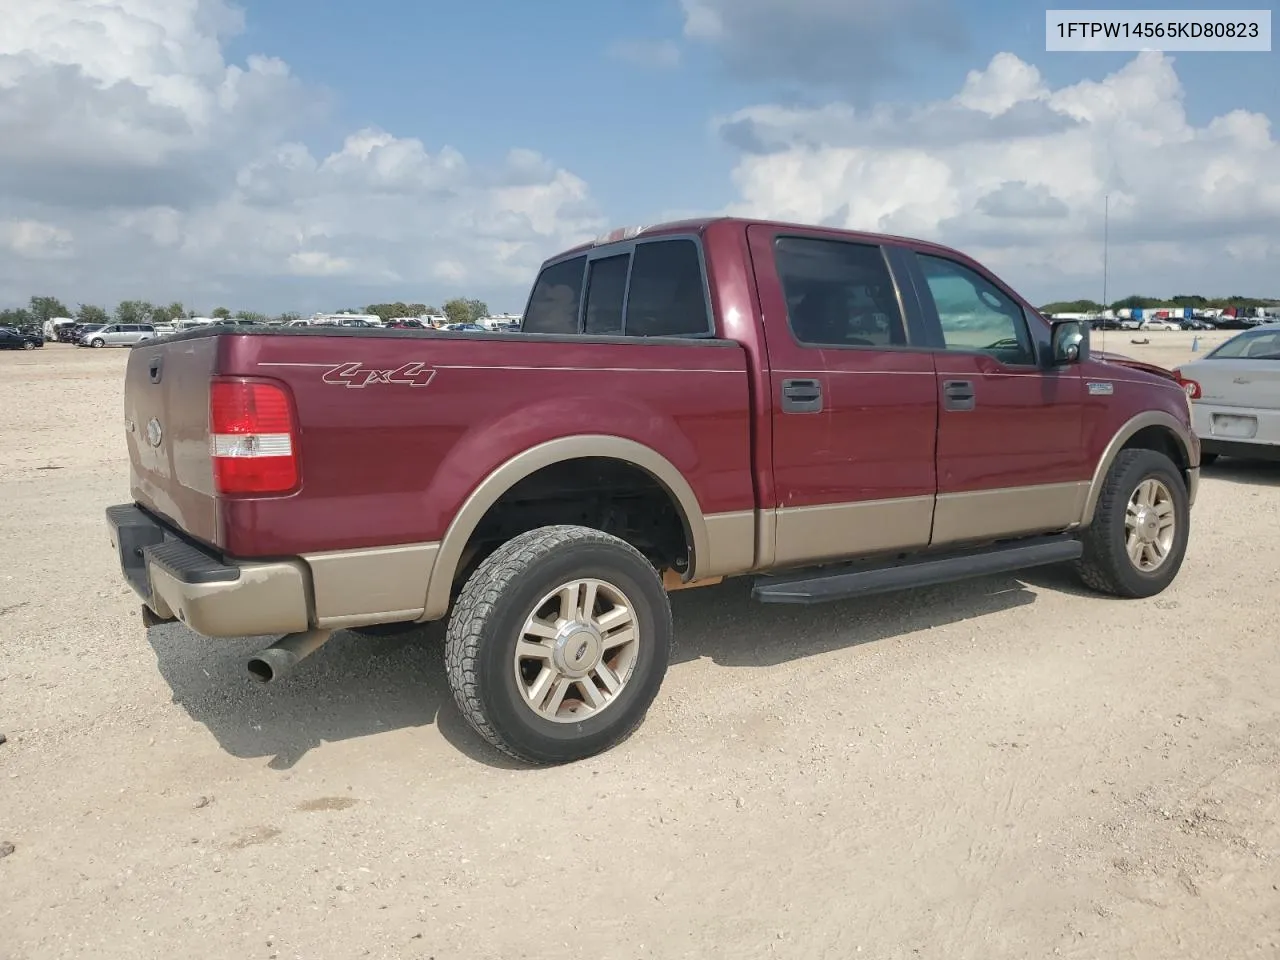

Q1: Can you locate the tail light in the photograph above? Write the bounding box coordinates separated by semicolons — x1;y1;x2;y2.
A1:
1171;368;1201;400
209;377;300;495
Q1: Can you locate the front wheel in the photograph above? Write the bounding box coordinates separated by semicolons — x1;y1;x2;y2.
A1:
22;341;35;350
1075;449;1190;598
444;525;672;765
91;338;105;348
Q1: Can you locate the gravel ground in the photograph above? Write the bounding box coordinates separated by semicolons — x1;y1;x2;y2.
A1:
1;337;1278;960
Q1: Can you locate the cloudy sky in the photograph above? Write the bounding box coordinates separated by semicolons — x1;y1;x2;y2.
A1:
1;0;1276;314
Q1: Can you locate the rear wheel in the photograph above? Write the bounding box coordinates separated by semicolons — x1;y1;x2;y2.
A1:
444;525;672;764
1075;449;1189;598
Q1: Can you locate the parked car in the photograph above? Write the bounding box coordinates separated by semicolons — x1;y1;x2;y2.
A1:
80;323;157;347
385;318;426;329
106;216;1199;764
1139;319;1181;331
443;322;485;331
1174;325;1280;464
0;326;43;350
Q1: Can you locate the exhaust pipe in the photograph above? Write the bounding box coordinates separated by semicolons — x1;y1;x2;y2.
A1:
247;629;333;684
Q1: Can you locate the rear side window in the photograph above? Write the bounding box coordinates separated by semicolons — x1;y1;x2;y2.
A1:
583;254;629;335
523;256;585;334
773;237;907;347
624;239;710;337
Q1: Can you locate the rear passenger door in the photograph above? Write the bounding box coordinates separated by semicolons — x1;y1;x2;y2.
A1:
747;225;939;567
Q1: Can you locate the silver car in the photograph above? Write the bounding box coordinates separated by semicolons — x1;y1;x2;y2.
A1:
80;323;157;348
1174;326;1280;464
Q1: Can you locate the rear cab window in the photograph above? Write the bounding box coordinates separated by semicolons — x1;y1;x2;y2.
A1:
772;236;908;348
522;236;714;338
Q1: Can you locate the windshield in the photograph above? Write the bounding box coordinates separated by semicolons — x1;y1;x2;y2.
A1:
1207;327;1280;360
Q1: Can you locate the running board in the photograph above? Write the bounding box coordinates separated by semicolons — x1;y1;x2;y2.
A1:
752;534;1083;605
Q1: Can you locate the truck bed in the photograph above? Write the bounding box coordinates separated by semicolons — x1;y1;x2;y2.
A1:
123;326;756;558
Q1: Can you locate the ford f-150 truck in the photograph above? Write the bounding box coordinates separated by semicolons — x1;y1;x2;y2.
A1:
106;217;1199;764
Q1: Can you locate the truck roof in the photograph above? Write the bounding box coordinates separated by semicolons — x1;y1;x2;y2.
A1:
543;216;968;267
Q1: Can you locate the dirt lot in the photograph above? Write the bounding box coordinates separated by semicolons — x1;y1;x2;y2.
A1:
2;335;1278;960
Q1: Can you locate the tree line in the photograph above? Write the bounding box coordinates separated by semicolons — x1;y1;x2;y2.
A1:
0;296;494;329
1040;294;1280;314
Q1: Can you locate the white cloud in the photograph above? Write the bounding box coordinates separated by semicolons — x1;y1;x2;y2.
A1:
0;219;74;259
608;39;682;69
0;0;604;312
721;52;1280;300
680;0;965;94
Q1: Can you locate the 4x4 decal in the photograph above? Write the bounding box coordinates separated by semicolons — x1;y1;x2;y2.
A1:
322;361;436;388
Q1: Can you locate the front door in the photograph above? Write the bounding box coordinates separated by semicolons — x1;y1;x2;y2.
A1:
747;224;939;567
907;250;1087;545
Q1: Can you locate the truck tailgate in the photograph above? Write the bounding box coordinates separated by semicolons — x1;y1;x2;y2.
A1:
124;336;221;547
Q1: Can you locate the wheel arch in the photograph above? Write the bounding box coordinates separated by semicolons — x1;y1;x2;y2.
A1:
421;435;709;620
1081;411;1196;526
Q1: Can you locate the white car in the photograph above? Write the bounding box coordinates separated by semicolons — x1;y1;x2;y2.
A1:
1139;318;1180;331
1174;326;1280;464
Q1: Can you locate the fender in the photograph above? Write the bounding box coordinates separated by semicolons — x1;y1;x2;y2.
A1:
420;435;710;620
1080;410;1198;526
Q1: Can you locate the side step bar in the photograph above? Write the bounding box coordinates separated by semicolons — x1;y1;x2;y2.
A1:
752;534;1083;605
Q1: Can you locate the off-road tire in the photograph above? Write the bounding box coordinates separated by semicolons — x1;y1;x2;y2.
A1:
444;525;672;765
1075;448;1189;598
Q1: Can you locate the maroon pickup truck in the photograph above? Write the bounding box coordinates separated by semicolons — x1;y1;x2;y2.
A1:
107;217;1199;763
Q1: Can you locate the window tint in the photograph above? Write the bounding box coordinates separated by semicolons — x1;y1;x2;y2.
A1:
624;239;710;337
522;256;586;334
773;237;906;347
918;255;1034;365
583;254;629;335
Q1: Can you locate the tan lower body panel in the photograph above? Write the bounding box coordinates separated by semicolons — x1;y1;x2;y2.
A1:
699;510;757;579
148;559;312;637
772;496;934;568
931;481;1089;545
303;543;440;630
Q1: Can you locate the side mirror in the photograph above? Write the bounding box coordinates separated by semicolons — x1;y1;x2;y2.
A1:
1049;319;1087;365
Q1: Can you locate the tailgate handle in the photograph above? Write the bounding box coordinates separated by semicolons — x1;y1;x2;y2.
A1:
148;357;163;384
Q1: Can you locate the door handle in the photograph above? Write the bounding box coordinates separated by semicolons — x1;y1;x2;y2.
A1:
942;379;975;411
781;378;823;414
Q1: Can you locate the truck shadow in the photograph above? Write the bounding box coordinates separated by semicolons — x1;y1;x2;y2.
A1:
146;574;1036;771
1201;459;1280;488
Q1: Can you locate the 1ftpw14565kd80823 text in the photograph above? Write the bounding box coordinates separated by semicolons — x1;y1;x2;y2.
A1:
107;216;1200;764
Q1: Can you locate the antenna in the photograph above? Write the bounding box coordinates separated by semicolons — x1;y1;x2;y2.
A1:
1102;193;1109;310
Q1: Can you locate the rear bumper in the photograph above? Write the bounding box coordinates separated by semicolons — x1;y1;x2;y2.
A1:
1193;403;1280;453
106;504;311;637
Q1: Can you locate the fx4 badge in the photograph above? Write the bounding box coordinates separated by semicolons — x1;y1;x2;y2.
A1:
322;361;436;389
